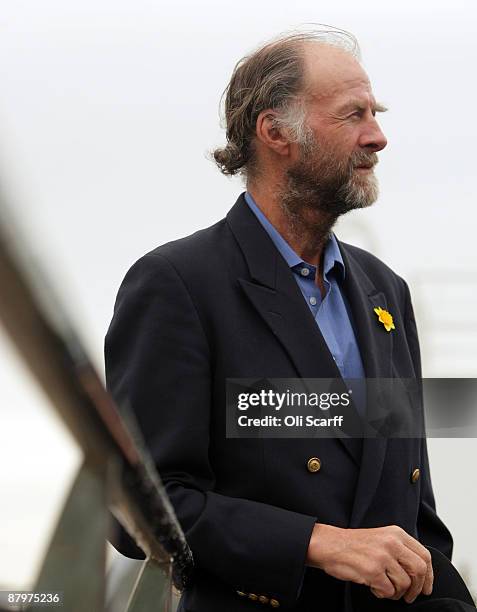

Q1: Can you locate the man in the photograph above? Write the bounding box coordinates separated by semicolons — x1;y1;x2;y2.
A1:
105;30;475;611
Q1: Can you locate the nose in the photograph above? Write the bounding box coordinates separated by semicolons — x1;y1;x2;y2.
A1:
359;117;387;152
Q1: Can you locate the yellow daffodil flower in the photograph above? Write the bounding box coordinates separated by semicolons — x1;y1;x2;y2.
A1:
374;307;395;332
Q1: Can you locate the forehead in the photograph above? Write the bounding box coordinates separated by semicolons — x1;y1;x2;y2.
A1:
301;42;374;106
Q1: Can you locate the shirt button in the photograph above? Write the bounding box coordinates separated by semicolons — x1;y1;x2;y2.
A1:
300;267;310;276
309;296;317;306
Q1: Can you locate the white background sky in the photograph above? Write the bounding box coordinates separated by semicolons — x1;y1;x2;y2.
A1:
0;0;476;596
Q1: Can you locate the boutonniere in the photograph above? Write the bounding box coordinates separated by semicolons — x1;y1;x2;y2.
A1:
374;306;395;332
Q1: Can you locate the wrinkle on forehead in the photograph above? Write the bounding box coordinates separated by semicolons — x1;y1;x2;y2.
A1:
301;42;372;104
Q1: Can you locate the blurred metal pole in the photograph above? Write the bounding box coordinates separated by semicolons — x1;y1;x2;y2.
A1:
0;191;193;607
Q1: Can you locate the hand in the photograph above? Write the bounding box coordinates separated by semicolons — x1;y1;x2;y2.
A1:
306;523;433;603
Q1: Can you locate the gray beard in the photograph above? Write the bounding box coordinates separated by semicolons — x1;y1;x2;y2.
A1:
278;189;337;255
278;148;379;253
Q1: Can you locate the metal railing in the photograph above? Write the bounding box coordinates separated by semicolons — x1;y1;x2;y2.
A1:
0;197;193;610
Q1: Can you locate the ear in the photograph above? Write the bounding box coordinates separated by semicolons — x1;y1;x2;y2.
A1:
255;109;291;157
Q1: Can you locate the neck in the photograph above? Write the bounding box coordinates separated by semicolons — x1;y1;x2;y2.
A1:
247;181;338;270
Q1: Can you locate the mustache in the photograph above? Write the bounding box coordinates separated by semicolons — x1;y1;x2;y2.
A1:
350;151;379;169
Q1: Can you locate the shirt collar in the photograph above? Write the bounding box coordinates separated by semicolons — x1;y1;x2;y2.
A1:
244;191;345;280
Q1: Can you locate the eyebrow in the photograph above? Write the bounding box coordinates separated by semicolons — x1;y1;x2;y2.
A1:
374;102;388;113
337;100;388;114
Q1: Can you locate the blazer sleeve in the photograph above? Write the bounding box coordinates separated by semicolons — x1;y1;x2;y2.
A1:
104;252;317;607
402;280;453;560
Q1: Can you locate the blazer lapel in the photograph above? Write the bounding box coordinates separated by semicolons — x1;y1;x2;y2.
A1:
339;245;393;381
227;195;363;465
339;243;394;527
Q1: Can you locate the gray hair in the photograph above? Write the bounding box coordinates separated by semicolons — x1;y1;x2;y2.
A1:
212;27;360;180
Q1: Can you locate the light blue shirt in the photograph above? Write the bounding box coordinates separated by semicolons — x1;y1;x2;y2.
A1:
245;192;365;385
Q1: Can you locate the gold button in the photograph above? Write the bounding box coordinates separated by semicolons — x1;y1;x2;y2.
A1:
248;593;258;601
258;595;269;604
270;599;280;608
236;591;247;597
411;468;420;483
307;457;321;473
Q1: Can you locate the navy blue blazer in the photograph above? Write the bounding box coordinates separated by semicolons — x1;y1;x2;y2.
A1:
105;193;453;611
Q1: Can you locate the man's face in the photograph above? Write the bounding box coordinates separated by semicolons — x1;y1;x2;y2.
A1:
284;44;387;217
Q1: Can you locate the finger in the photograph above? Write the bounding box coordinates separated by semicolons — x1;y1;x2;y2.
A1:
384;562;413;600
406;558;433;599
370;572;395;600
395;545;428;603
400;535;434;597
401;533;434;578
403;568;426;604
422;552;434;596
